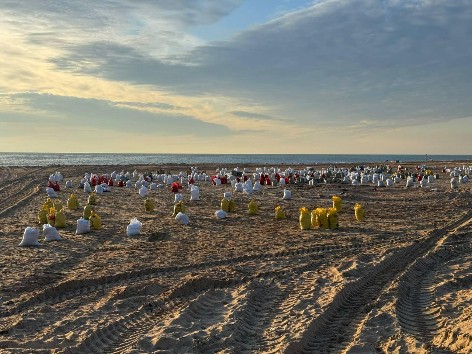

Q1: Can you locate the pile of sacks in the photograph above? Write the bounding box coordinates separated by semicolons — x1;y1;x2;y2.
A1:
19;225;62;246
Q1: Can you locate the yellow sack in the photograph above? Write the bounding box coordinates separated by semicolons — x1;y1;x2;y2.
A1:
55;209;66;228
83;203;93;220
327;207;339;229
316;208;329;229
310;209;318;228
44;198;53;210
89;211;101;229
354;203;365;222
53;200;63;212
332;196;342;213
275;205;285;220
144;197;155;212
228;199;236;213
248;200;258;215
172;201;185;217
221;198;230;212
88;192;96;205
38;207;48;224
299;207;311;230
67;194;79;210
48;207;56;226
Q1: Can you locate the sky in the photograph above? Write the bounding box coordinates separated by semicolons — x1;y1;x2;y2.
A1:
0;0;471;154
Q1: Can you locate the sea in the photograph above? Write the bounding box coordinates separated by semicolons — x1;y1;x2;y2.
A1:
0;153;471;167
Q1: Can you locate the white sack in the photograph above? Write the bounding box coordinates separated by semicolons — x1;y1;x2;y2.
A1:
175;212;189;225
76;218;91;234
19;227;41;247
43;224;62;241
126;218;142;236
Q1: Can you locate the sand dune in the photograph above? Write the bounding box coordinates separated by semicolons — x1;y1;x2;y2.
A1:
0;162;471;353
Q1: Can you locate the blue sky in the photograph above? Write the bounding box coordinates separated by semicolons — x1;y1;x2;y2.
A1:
0;0;471;154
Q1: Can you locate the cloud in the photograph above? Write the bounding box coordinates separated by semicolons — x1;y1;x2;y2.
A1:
230;110;287;122
0;0;244;60
46;0;472;129
0;93;236;137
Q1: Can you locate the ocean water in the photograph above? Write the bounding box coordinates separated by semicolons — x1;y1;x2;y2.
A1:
0;153;471;166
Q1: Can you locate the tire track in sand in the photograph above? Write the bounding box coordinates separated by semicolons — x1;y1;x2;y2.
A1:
397;229;472;353
284;211;472;353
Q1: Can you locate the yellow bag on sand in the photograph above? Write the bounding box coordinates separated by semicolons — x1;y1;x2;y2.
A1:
299;207;311;230
275;205;285;220
48;207;56;226
327;207;339;229
354;203;365;222
248;200;258;215
83;203;93;220
55;209;66;228
144;197;155;212
221;198;230;212
172;201;185;217
332;196;342;213
88;192;96;205
315;208;329;229
44;198;53;210
228;199;236;213
89;211;101;229
38;207;48;224
67;194;79;210
310;209;318;228
53;200;63;212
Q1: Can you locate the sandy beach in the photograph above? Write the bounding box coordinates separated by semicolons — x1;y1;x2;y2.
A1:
0;162;471;353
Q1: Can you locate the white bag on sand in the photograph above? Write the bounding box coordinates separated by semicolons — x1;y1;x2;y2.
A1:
223;192;232;200
95;185;104;194
451;178;458;189
420;178;428;188
215;209;227;219
19;227;41;247
190;186;200;201
126;218;142;236
234;182;243;192
84;182;92;193
138;185;149;197
174;193;183;203
150;182;158;190
43;224;62;242
65;180;73;188
76;218;91;234
279;178;286;186
252;181;261;192
386;179;393;187
46;187;58;198
126;180;132;188
406;177;414;188
282;188;292;200
175;212;189;225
